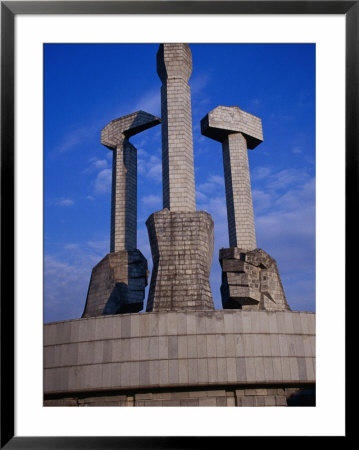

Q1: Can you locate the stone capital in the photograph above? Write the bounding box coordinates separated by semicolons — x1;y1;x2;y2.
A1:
201;105;263;149
157;43;193;83
101;110;160;149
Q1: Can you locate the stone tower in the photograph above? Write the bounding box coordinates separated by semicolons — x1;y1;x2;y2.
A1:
146;44;214;312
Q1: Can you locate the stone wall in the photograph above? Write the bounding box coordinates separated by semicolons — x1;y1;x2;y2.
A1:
45;386;307;407
44;310;315;406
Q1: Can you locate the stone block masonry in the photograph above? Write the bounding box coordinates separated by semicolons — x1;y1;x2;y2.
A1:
101;111;161;252
46;44;315;409
219;248;290;311
82;250;148;317
157;44;196;212
44;387;305;407
83;111;160;317
44;310;315;406
146;209;214;311
201;105;263;250
146;44;215;311
202;106;289;311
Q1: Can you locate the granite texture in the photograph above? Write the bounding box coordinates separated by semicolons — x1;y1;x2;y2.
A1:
101;111;160;252
146;209;214;311
201;105;263;250
219;248;290;311
201;105;263;149
44;386;308;407
145;44;215;311
83;111;159;317
44;310;315;397
82;250;148;317
157;44;196;212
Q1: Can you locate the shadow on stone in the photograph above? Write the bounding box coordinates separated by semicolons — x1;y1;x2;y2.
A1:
82;249;148;317
102;282;143;315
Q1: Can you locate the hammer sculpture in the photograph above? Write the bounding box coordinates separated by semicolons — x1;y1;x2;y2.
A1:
201;106;290;311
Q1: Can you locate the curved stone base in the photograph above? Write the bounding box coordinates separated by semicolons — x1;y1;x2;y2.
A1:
146;209;214;311
44;310;315;407
44;386;315;407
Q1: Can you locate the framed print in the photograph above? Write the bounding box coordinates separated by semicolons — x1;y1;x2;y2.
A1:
1;1;355;447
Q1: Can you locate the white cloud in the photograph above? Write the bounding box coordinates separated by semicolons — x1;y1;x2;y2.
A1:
82;157;113;196
292;146;303;154
132;88;160;116
55;126;91;154
267;168;310;191
86;240;108;253
251;166;272;181
190;73;210;96
105;151;113;162
199;195;227;221
252;189;272;213
53;122;103;157
138;154;162;183
54;198;74;207
142;194;162;208
147;163;162;181
277;177;314;204
44;255;90;322
64;243;79;250
252;170;315;311
196;190;207;202
94;168;112;194
284;277;316;312
197;174;224;194
82;158;109;174
44;239;110;322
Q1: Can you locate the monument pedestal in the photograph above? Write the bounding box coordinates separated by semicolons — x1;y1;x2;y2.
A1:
219;247;290;311
146;209;214;311
82;249;148;317
44;310;315;406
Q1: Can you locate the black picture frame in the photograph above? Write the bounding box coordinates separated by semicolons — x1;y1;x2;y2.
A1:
1;1;354;447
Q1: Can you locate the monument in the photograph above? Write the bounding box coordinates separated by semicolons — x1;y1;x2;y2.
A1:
82;111;160;317
44;44;315;408
146;44;214;312
201;106;290;311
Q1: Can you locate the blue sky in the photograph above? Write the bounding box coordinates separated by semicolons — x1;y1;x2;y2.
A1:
44;43;315;323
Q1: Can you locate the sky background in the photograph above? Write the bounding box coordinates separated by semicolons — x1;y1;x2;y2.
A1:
44;43;315;323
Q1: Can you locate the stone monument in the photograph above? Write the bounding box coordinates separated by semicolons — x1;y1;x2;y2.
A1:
201;106;290;311
82;111;160;317
145;44;215;312
44;44;315;408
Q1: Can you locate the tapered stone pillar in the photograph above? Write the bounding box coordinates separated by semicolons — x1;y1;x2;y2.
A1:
157;43;196;212
201;106;289;311
82;111;160;317
146;44;215;312
201;106;262;250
